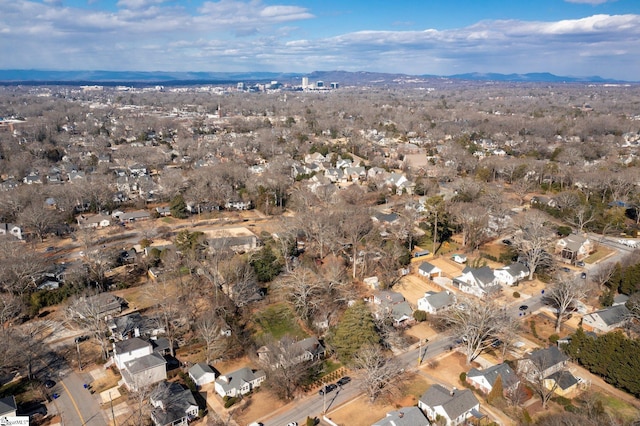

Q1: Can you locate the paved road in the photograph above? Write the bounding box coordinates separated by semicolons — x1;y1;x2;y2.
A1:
53;370;107;426
261;335;456;426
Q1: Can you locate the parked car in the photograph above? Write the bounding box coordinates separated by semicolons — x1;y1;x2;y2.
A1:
519;305;529;311
337;376;351;386
577;261;585;267
74;335;89;343
44;380;56;389
286;423;298;426
580;272;587;279
318;384;338;395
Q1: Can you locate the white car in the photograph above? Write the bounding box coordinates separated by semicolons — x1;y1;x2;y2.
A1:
287;423;298;426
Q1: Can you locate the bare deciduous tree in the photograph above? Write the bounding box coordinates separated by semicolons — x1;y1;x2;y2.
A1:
511;210;554;280
352;344;403;403
545;275;586;333
441;298;510;364
278;267;323;322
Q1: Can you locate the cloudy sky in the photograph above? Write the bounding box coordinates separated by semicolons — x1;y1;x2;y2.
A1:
2;0;639;80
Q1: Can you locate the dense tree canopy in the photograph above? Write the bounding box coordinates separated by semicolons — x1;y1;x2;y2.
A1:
564;328;640;398
329;301;380;362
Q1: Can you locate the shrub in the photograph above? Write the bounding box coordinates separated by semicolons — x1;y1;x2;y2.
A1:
224;396;239;408
522;409;533;424
513;291;520;298
459;372;467;383
548;334;560;344
413;310;427;322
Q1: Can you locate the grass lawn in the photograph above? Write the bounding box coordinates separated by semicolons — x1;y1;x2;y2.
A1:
597;392;640;422
253;303;307;341
585;246;614;264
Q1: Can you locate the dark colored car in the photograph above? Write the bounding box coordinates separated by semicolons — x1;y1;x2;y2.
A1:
74;335;89;343
580;272;587;279
577;261;585;267
318;384;338;395
337;376;351;386
519;305;529;311
44;379;56;389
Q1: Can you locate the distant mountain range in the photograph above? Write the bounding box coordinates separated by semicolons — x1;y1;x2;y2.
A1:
0;69;631;85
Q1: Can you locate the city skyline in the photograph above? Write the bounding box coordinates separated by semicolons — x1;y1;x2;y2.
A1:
2;0;640;80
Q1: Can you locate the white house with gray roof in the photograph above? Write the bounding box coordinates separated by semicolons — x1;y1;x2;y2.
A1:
582;304;630;333
454;266;500;298
0;395;17;417
188;363;217;387
494;262;529;286
372;406;429;426
417;291;456;314
214;367;266;398
417;262;442;279
418;384;480;426
466;363;520;395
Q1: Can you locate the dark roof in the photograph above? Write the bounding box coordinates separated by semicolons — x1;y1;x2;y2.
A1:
547;371;579;390
150;381;198;426
590;304;630;326
528;346;569;371
420;384;479;421
0;395;16;416
373;212;399;223
114;337;150;354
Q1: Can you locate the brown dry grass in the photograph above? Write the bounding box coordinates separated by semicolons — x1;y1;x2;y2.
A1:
234;388;287;426
327;374;432;426
91;367;121;394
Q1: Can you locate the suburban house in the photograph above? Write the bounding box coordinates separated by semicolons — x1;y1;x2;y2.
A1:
466;363;520;396
150;381;199;426
188;363;217;387
451;254;467;264
113;338;167;391
257;337;326;368
417;262;442;279
372;291;414;326
115;210;152;223
372;406;429;426
555;234;594;265
494;263;529;286
204;227;259;253
70;293;127;321
0;223;23;240
417;291;456;314
0;395;17;417
544;371;580;397
454;266;501;298
214;367;266;398
418;384;481;426
108;312;165;341
581;304;630;333
77;214;111;229
517;346;569;382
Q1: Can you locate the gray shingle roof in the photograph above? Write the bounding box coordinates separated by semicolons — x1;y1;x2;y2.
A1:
547;371;579;390
418;262;439;274
420;384;479;421
215;367;266;394
591;304;630;326
528;346;568;371
372;406;429;426
114;337;150;355
124;352;166;374
423;291;456;310
467;363;519;389
189;363;215;381
0;395;16;416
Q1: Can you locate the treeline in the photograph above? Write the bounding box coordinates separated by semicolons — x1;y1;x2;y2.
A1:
563;328;640;398
607;262;640;295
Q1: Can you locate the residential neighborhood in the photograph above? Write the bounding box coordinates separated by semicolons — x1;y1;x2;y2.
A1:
0;79;639;426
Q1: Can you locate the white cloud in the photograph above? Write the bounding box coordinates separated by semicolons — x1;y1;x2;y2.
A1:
0;0;637;80
565;0;613;4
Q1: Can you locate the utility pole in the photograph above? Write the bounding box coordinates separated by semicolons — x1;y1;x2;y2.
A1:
418;340;422;366
110;391;116;426
76;341;82;371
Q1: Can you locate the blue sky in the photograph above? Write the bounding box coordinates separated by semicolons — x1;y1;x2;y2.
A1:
1;0;639;79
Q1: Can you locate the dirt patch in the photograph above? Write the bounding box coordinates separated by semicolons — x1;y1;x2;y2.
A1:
327;375;432;426
234;388;286;426
394;274;443;306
